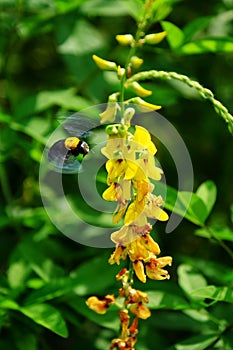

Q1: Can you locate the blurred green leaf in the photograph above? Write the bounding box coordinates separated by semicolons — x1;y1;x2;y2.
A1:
19;303;68;337
7;260;31;289
169;333;218;350
24;253;119;305
196;180;217;217
158;184;208;226
147;290;190;310
179;38;233;54
80;0;140;17
161;21;184;49
14;88;90;118
182;16;213;42
57;19;105;55
195;226;233;242
190;285;233;303
177;264;207;300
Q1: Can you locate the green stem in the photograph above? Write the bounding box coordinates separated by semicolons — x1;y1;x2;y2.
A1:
119;5;150;111
0;162;13;207
126;70;233;134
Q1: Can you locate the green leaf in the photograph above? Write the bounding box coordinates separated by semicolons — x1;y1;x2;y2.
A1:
7;260;31;289
183;16;213;42
80;0;138;17
57;19;105;55
190;285;233;303
19;304;68;337
177;264;207;300
147;290;190;310
14;88;90;118
179;37;233;54
157;183;207;226
18;239;64;282
196;180;217;217
195;226;233;242
161;21;184;49
24;253;119;305
169;333;218;350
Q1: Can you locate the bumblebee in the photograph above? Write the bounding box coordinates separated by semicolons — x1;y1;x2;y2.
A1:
48;137;90;173
47;112;99;173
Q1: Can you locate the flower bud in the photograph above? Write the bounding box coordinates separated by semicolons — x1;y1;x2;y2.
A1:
130;56;143;69
144;31;167;45
116;34;134;46
132;97;161;112
92;54;117;71
127;81;152;97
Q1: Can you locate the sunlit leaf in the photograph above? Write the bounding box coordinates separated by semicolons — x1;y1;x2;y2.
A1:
190;285;233;303
195;226;233;242
177;265;207;300
19;304;68;337
161;21;184;49
196;180;217;217
169;333;218;350
179;38;233;54
147;290;190;310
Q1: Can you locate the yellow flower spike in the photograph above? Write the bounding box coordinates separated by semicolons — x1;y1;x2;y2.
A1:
92;54;117;71
132;97;161;112
116;34;134;46
144;31;167;45
129;302;151;319
130;56;143;69
127;81;152;97
133;260;146;283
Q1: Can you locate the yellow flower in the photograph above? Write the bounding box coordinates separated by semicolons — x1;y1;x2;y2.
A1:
129;302;151;319
143;193;168;221
133;260;146;283
99;102;120;124
145;255;172;280
92;54;117;71
141;234;161;255
128;237;149;261
144;31;167;45
127;81;152;97
86;294;115;314
130;56;143;69
133;125;157;155
116;34;134;46
131;97;161;112
109;245;127;265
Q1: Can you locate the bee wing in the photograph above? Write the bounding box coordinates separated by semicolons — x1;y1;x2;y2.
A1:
58;112;100;136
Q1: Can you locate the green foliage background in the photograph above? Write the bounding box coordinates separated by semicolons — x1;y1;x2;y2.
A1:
0;0;233;349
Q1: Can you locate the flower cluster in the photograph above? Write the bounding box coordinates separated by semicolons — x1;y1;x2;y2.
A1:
86;25;172;349
101;109;172;283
